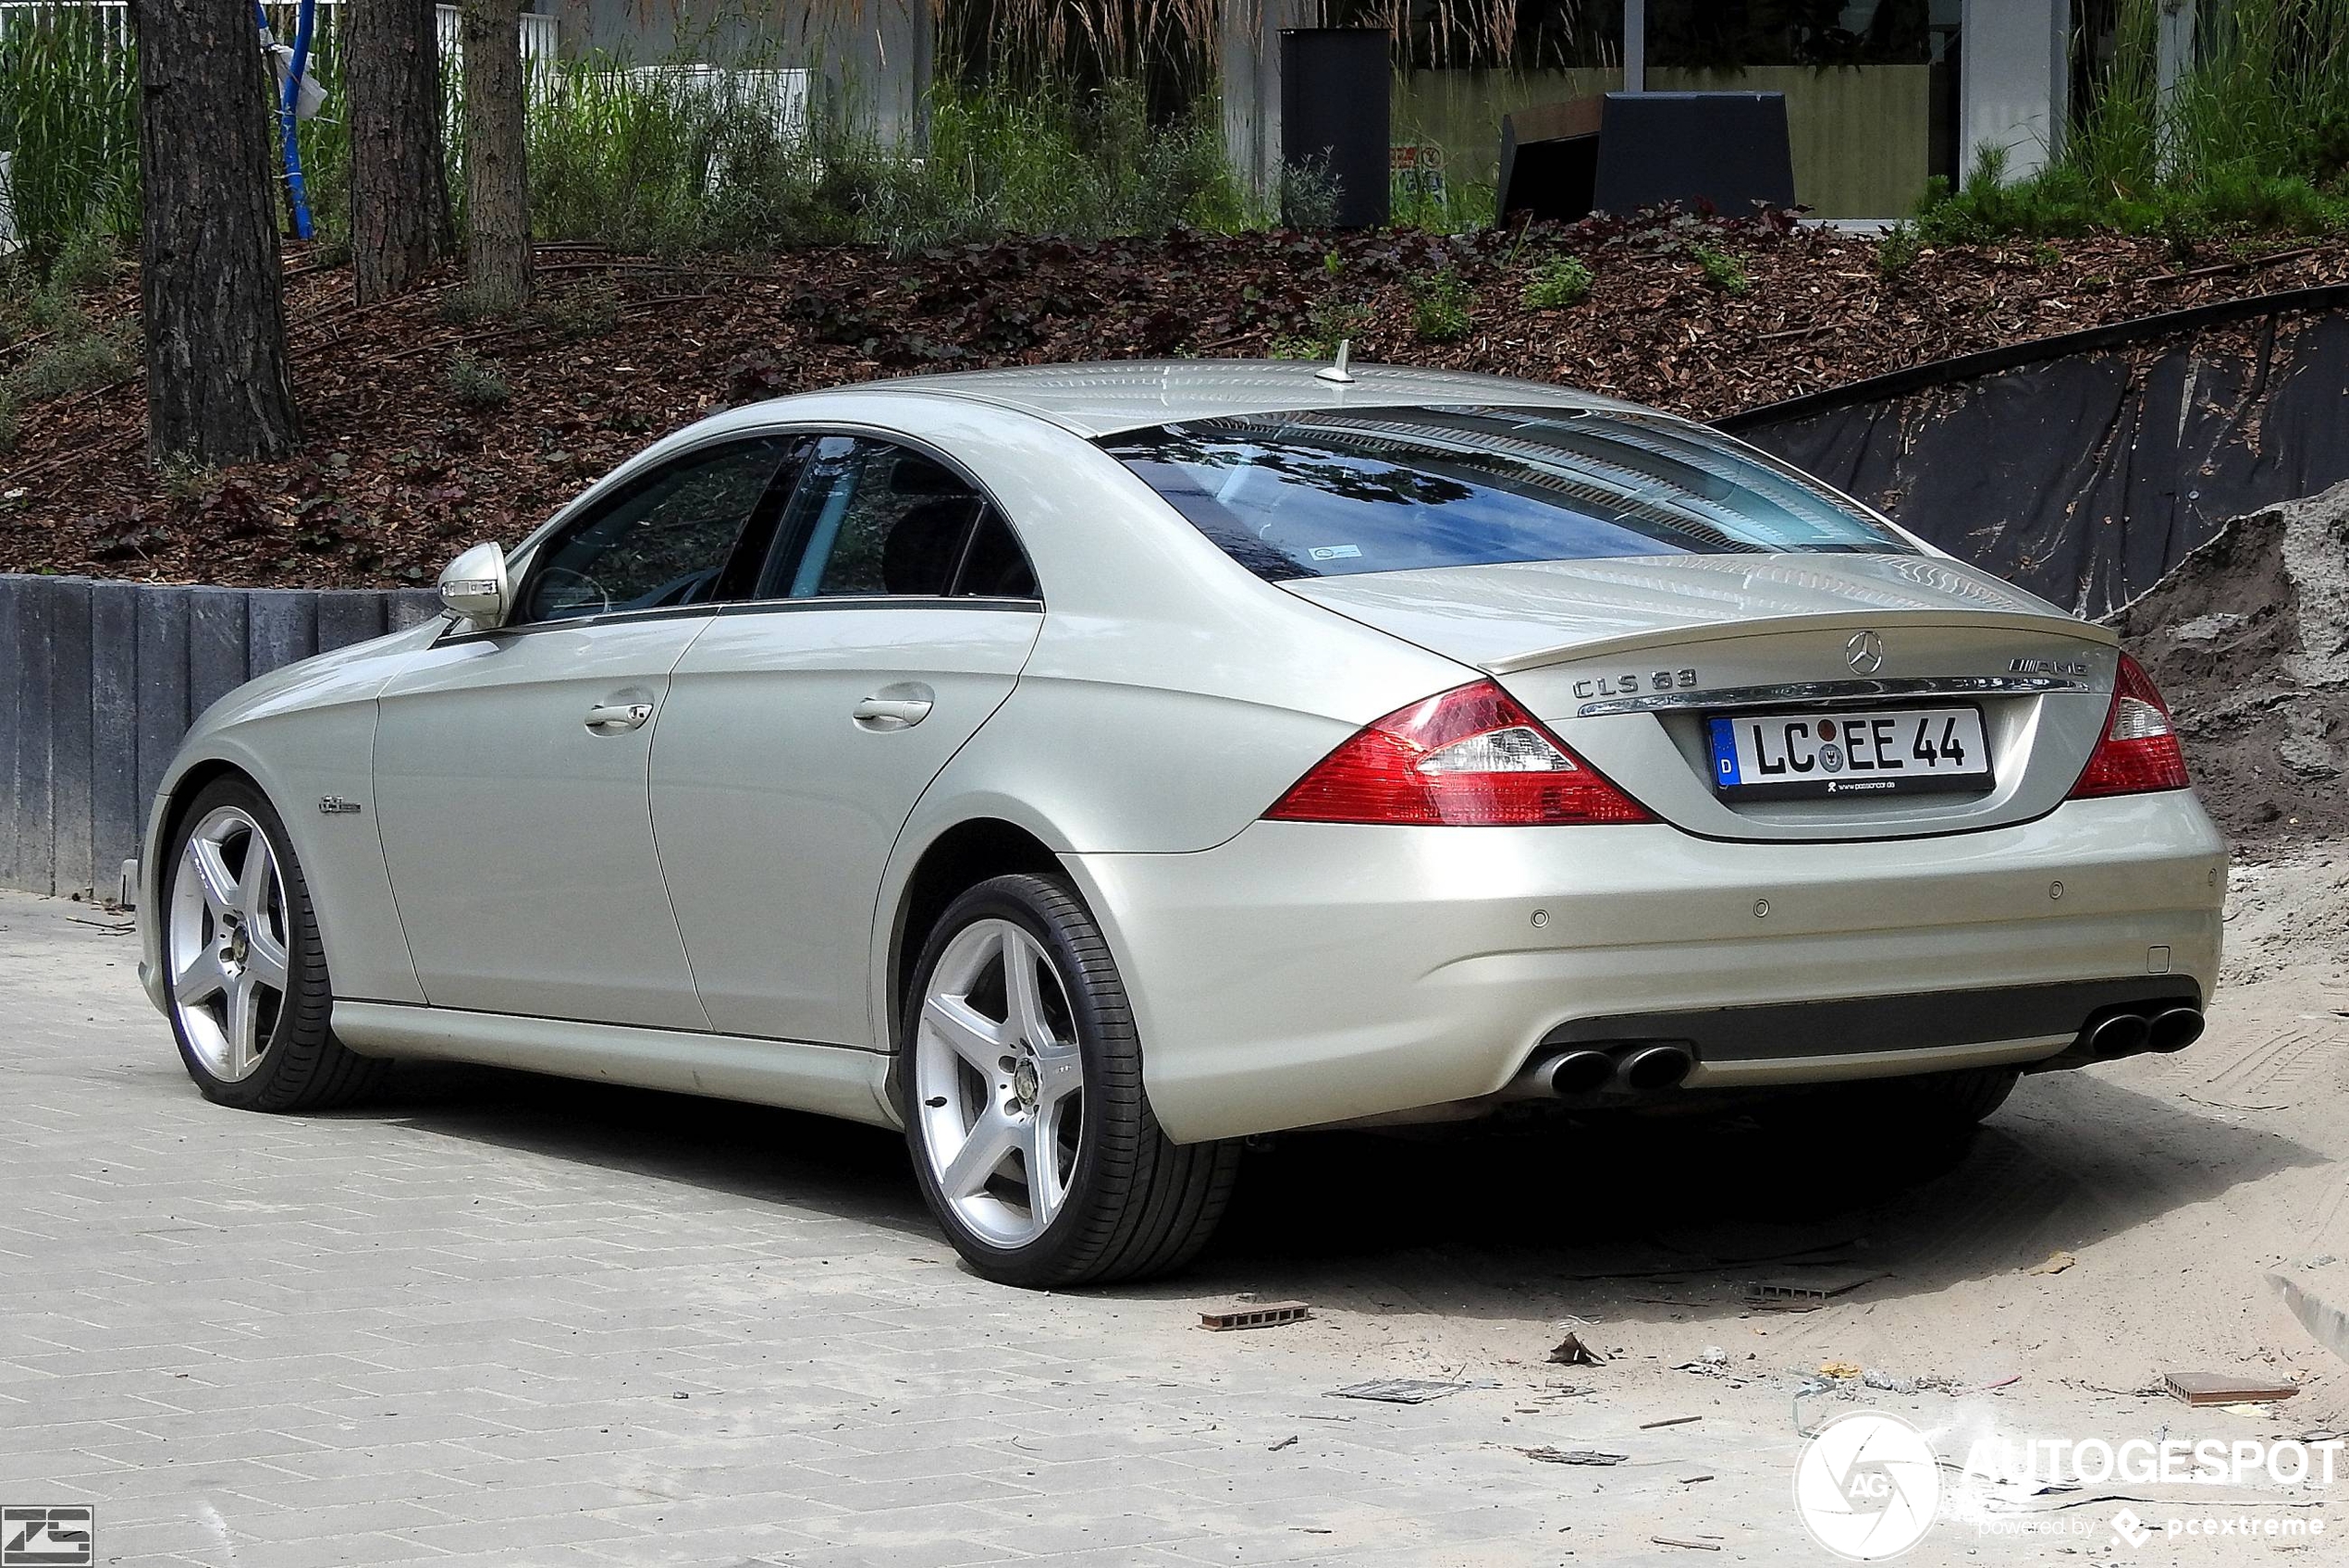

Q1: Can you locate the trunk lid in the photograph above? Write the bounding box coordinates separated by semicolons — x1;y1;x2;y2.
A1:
1283;554;2122;841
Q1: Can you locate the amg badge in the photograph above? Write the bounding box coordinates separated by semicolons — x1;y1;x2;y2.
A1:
318;796;363;815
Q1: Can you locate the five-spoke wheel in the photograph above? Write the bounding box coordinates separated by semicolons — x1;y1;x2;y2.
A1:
914;917;1088;1248
167;805;292;1083
159;778;386;1112
901;874;1240;1287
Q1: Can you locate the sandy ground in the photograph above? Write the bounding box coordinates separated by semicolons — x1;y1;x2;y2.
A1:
5;844;2346;1566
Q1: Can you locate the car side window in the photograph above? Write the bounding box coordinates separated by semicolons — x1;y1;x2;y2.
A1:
758;436;1039;601
516;437;796;625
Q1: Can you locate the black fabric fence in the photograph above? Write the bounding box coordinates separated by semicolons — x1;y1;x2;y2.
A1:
0;577;438;899
1729;300;2349;618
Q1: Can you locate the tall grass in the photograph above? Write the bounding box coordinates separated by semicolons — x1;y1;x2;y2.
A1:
1920;0;2349;239
0;7;139;263
527;59;1248;256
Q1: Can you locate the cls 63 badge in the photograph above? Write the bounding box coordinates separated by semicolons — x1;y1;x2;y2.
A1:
2;1506;92;1567
1572;668;1698;700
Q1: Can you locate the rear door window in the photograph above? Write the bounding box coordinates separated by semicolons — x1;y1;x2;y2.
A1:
756;436;1039;600
1098;405;1913;582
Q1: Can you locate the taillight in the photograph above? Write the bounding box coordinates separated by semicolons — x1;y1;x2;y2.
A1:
2069;654;2190;798
1266;680;1654;826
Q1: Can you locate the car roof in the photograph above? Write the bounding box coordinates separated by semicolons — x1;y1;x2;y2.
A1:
779;359;1640;438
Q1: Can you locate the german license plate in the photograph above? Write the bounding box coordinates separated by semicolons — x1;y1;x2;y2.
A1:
1707;707;1991;801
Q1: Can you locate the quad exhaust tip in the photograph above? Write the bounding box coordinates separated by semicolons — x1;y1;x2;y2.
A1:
2085;1012;2151;1060
2147;1005;2206;1054
1618;1043;1695;1093
1547;1049;1617;1096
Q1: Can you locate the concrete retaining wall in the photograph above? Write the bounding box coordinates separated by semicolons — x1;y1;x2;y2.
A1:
0;576;439;899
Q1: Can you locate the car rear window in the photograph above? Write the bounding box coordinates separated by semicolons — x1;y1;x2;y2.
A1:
1096;404;1914;581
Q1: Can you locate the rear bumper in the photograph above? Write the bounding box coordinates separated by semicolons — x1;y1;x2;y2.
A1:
1064;793;2226;1143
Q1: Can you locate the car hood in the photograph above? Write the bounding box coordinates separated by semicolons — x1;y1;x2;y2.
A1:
1276;552;2102;672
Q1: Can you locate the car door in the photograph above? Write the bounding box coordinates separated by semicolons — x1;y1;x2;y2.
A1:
373;435;801;1028
654;435;1045;1046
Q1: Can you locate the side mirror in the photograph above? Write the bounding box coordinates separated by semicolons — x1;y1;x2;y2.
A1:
437;541;510;630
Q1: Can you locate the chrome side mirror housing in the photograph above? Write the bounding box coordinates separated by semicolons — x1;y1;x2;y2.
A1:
437;541;510;630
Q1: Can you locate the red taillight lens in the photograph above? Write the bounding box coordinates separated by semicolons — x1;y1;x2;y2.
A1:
1266;680;1654;827
2069;654;2190;799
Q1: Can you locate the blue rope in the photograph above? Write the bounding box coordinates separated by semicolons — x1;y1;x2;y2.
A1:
259;1;316;239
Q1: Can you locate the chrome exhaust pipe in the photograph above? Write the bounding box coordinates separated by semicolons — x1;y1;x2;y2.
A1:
1547;1050;1617;1096
2146;1006;2206;1054
2085;1012;2151;1060
1618;1044;1694;1093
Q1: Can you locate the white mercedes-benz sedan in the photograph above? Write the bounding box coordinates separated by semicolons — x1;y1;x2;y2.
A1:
139;360;2225;1285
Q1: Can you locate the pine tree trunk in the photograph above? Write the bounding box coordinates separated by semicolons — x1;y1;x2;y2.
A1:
461;0;531;311
129;0;300;464
350;0;450;302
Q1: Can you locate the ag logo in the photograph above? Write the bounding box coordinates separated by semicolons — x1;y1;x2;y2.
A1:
1792;1412;1939;1560
1;1506;93;1568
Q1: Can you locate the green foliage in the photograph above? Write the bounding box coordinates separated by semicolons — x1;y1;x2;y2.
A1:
1875;221;1923;276
1918;0;2349;239
1409;266;1472;342
539;283;621;340
1691;244;1751;295
0;387;18;455
45;226;116;292
442;350;510;409
1521;253;1593;309
528;62;1248;257
1269;296;1372;361
11;324;132;400
0;8;140;263
157;453;216;507
1388;173;1496;234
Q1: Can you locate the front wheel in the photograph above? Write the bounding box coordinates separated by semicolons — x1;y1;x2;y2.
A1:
160;778;387;1112
901;874;1239;1288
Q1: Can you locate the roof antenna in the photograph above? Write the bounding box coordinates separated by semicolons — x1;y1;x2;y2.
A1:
1315;338;1356;385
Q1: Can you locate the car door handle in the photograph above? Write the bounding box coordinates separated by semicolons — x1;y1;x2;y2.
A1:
853;695;933;731
584;702;654;733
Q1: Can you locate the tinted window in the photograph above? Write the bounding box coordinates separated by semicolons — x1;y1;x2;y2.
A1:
519;438;794;623
760;437;1037;600
1098;405;1912;582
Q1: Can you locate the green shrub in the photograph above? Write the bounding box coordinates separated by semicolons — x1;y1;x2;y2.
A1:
1875;222;1923;276
1915;0;2349;240
540;283;621;339
1269;296;1372;361
11;326;131;400
443;350;510;409
1691;244;1751;295
1410;267;1472;341
1521;253;1593;309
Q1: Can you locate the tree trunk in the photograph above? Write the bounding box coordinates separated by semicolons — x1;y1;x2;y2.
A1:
461;0;531;311
350;0;450;302
129;0;300;464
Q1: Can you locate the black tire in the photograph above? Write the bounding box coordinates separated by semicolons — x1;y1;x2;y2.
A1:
160;777;388;1113
1778;1065;2019;1162
900;873;1240;1288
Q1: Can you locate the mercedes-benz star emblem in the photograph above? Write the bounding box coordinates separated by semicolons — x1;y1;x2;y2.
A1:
1845;631;1886;675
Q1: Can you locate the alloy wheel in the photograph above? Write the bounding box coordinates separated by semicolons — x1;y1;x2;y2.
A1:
166;806;291;1083
912;918;1086;1248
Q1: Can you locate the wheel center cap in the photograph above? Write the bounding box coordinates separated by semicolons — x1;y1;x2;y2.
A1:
222;917;249;966
1012;1058;1040;1109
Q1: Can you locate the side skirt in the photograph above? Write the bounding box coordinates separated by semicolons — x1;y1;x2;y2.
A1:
331;1000;900;1130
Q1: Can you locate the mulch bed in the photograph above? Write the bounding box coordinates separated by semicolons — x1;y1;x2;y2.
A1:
6;214;2349;590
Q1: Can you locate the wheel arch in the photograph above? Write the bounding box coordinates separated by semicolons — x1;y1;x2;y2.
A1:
884;816;1068;1047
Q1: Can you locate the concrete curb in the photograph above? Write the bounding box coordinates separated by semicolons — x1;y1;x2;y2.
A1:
0;575;440;898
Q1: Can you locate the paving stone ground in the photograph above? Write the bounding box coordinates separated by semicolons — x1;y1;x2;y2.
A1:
5;876;2347;1567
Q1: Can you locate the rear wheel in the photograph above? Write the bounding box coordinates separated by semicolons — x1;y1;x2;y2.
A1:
901;874;1239;1288
1781;1065;2018;1159
161;778;387;1112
